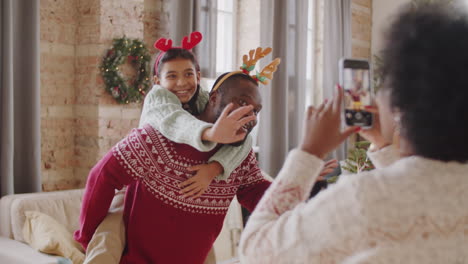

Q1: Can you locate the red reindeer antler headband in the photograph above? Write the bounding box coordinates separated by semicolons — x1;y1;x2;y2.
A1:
153;31;203;75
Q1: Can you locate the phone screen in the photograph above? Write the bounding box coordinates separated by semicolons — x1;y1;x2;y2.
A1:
343;68;371;109
340;59;373;127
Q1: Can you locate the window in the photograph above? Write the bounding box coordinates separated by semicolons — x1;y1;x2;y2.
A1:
305;0;315;108
306;0;314;82
199;0;236;91
306;0;324;107
216;0;236;74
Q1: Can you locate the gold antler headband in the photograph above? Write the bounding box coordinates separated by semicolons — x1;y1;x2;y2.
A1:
211;47;281;92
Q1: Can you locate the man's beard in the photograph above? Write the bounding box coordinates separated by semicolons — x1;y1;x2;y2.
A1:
214;102;253;147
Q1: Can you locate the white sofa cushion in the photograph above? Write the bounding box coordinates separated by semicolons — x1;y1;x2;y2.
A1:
0;193;19;238
0;236;69;264
6;189;83;242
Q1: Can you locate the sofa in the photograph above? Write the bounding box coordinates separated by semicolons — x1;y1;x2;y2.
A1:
0;189;243;264
0;189;83;264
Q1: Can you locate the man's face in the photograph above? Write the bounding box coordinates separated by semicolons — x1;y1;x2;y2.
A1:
214;78;262;146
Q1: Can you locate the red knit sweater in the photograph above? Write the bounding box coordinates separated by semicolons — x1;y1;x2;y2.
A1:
74;125;271;264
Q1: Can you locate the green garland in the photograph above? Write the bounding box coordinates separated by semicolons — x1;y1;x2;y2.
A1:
341;141;375;174
101;37;151;104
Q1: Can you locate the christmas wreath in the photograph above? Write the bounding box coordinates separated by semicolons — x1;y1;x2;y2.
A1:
101;37;151;104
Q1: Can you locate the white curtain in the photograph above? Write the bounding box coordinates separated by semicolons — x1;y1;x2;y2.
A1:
169;0;217;78
258;0;309;177
0;0;41;196
258;0;352;176
323;0;352;160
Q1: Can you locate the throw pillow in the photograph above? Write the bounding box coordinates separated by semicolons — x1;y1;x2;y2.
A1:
22;211;85;264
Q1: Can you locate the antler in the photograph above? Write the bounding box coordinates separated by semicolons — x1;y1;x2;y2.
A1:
241;47;272;72
154;38;173;52
256;58;281;85
181;31;203;50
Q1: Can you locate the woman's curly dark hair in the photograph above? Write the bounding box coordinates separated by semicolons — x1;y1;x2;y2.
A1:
381;3;468;162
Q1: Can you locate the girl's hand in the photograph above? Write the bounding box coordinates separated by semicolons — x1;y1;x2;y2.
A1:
202;103;256;144
300;85;358;159
179;162;223;199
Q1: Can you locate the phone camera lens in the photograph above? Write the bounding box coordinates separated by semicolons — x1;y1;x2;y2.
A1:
355;112;363;120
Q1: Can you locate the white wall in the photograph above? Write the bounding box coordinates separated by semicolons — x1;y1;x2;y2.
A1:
371;0;410;55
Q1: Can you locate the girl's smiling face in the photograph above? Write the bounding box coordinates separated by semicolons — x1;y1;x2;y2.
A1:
155;58;200;103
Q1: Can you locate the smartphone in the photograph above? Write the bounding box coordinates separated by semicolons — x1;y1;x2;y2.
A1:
339;58;373;128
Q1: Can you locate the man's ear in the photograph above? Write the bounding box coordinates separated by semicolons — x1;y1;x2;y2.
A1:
153;75;160;85
196;71;201;84
208;90;219;106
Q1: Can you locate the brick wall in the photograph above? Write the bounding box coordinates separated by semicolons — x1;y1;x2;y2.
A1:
40;0;79;191
40;0;169;191
351;0;372;59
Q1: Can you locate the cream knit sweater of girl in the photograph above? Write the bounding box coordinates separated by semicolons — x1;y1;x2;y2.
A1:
139;85;252;180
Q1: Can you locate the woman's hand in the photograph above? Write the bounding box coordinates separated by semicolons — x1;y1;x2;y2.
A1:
358;106;392;150
300;85;358;159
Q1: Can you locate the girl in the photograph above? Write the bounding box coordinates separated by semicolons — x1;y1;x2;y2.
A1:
140;31;256;198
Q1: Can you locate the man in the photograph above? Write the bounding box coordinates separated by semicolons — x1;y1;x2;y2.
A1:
75;73;271;264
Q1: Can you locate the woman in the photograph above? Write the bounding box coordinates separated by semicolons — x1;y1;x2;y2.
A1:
239;3;468;263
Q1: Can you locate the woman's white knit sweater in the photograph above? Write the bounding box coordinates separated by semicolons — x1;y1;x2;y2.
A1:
239;146;468;263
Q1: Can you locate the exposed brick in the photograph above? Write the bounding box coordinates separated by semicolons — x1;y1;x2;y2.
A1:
352;45;371;59
351;0;372;59
352;0;372;8
352;11;372;43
